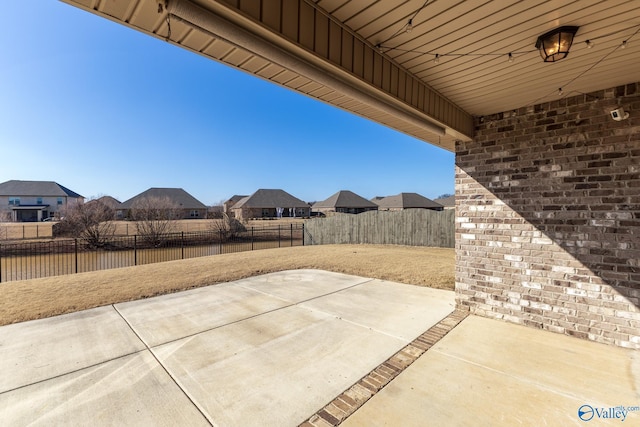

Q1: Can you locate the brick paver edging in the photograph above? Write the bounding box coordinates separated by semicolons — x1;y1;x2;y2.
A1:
300;309;469;427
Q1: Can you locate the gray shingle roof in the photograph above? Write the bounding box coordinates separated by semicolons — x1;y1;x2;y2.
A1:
233;189;308;209
225;195;248;203
374;192;443;209
86;196;122;209
120;188;206;209
233;196;250;208
0;180;83;198
313;190;378;209
434;195;455;208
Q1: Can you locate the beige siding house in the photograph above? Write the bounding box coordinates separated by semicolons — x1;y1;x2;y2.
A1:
223;195;248;218
0;180;84;222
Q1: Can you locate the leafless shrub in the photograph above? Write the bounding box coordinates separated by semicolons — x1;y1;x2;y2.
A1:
56;200;116;247
0;211;9;240
209;212;246;241
130;196;181;246
208;201;224;219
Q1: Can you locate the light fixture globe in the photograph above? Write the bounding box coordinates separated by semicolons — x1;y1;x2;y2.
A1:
535;26;579;62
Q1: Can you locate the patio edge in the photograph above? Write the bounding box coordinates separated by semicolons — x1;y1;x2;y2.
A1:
300;309;469;427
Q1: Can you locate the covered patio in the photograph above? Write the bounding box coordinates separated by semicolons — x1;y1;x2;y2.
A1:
60;0;640;349
9;205;49;222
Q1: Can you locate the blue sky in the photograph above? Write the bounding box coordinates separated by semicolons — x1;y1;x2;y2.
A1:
0;1;454;205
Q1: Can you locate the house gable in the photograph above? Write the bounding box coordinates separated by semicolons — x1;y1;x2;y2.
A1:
0;180;84;222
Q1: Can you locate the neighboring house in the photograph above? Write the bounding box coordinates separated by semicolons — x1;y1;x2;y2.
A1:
434;195;455;210
224;195;248;218
374;192;444;211
312;190;378;215
85;196;122;219
208;204;224;218
231;189;309;220
119;188;207;219
0;180;84;222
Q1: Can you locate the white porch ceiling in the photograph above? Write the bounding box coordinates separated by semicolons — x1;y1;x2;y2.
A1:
61;0;640;151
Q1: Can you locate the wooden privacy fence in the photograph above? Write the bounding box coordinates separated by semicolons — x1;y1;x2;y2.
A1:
303;209;454;248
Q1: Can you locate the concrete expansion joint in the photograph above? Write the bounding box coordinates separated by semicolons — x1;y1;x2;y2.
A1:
300;309;469;426
149;278;378;349
111;305;214;426
238;277;374;304
0;347;145;397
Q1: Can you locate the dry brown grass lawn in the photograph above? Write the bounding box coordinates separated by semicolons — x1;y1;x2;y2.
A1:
0;244;453;326
1;222;54;240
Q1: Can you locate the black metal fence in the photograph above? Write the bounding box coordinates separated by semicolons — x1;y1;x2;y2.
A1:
0;224;303;283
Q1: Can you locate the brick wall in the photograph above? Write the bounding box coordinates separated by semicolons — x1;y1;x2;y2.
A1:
455;82;640;349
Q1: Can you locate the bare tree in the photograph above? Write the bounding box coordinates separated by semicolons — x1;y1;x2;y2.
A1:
209;212;246;242
56;199;116;247
130;196;181;246
207;201;224;219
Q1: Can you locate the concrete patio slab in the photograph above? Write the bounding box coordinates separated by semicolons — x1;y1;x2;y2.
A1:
154;305;407;426
301;279;455;340
342;315;640;427
115;281;292;347
433;315;640;404
236;269;371;303
0;306;144;392
0;352;209;426
0;269;456;426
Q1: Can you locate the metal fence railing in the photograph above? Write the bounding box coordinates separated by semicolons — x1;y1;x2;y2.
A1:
0;224;303;283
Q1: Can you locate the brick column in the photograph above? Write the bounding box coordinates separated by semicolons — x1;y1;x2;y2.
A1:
455;83;640;349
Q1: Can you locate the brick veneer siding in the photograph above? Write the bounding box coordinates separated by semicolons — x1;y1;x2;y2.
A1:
455;83;640;349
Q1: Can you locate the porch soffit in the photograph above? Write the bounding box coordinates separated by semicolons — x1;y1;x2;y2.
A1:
60;0;640;152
